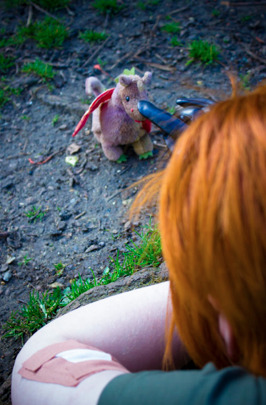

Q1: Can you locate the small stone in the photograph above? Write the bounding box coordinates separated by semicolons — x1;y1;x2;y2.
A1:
67;143;81;154
59;210;72;221
1;177;15;190
124;220;131;231
49;228;63;237
0;264;9;273
85;244;99;253
3;270;12;282
6;255;16;265
56;220;67;231
87;163;98;171
49;282;64;289
98;241;105;247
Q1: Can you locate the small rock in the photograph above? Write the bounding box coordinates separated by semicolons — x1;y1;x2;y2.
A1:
49;228;63;237
2;270;12;282
124;220;131;231
59;124;68;130
49;282;64;289
56;220;67;231
59;210;72;221
6;255;16;265
1;177;15;190
98;241;105;247
87;163;99;171
67;143;81;155
85;244;100;253
54;74;65;88
0;264;9;273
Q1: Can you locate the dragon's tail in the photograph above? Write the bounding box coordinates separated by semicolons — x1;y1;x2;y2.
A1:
85;77;105;97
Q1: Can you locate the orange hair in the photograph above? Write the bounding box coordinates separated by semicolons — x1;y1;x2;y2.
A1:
133;83;266;375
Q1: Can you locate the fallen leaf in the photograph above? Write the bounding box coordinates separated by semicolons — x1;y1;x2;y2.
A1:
49;282;64;289
67;143;81;155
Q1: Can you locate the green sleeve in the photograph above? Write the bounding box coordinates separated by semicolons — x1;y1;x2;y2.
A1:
98;363;266;405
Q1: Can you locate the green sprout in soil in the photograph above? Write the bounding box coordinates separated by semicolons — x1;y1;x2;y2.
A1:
186;39;219;66
54;261;66;275
137;1;146;9
92;0;123;15
4;0;69;11
22;59;55;81
0;82;21;108
212;9;220;17
25;206;46;222
52;114;60;125
18;254;32;266
78;30;108;43
161;21;181;34
241;15;252;23
170;36;182;47
0;53;15;73
239;72;251;91
137;0;160;8
3;223;162;341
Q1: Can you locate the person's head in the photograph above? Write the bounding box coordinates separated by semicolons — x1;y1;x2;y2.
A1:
132;83;266;375
159;83;266;375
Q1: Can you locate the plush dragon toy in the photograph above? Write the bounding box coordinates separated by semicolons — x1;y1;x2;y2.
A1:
72;70;153;162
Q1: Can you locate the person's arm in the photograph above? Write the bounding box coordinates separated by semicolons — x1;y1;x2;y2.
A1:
12;281;187;405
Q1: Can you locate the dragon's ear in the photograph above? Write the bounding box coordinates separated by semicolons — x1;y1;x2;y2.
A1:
143;71;152;85
119;75;132;87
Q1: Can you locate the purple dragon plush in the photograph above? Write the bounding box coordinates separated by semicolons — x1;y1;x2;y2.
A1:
72;71;153;162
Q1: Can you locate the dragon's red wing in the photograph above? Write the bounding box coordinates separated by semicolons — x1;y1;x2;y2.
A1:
72;88;115;137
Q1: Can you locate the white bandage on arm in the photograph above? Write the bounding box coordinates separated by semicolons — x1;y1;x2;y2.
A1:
19;340;128;387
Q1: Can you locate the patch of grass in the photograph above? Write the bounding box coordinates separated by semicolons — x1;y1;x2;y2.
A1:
102;223;162;284
22;59;55;81
161;21;181;34
241;15;252;23
25;205;46;222
239;72;251;90
0;82;22;108
212;9;220;17
32;17;68;48
4;0;69;11
22;17;68;49
78;30;108;43
0;26;29;48
186;39;219;66
96;57;107;67
21;115;30;121
137;1;146;9
137;0;160;8
3;223;162;340
0;89;9;107
0;53;15;73
170;36;182;47
92;0;123;15
2;288;64;341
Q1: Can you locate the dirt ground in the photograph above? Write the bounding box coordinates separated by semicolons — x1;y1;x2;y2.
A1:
0;0;265;403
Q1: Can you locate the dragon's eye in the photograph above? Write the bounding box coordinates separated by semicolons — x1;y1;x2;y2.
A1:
125;96;130;102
